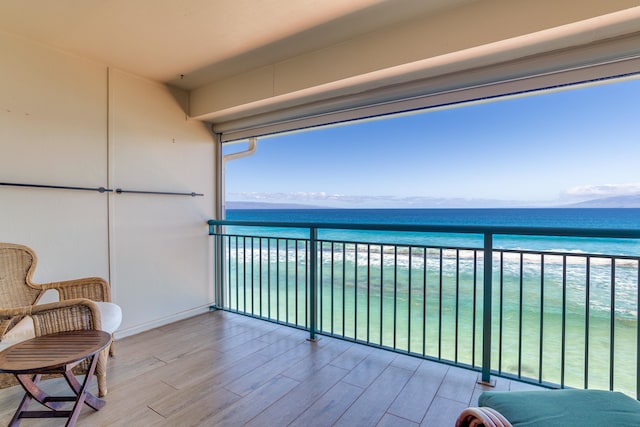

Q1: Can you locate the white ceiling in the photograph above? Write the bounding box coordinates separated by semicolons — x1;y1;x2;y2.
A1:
0;0;473;90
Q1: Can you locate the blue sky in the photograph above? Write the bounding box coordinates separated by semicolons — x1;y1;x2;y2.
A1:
224;76;640;208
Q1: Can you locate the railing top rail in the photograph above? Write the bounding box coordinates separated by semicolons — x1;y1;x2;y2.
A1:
207;219;640;239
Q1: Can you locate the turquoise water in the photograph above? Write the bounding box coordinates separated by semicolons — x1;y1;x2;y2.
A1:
227;208;640;255
222;208;640;396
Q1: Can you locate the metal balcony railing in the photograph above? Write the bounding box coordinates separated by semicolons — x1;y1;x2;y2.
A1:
208;219;640;398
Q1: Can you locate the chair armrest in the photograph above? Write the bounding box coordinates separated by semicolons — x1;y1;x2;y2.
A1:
26;299;103;336
0;306;33;320
38;277;112;302
0;306;34;337
456;407;513;427
1;299;102;339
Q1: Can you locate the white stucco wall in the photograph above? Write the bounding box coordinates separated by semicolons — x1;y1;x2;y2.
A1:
108;69;215;334
0;31;216;337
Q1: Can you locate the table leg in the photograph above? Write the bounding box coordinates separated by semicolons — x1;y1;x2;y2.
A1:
8;374;38;427
8;355;105;427
66;353;101;427
15;373;66;410
63;357;105;410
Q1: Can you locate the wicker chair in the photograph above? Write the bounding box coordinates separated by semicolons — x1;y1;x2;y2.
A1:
0;242;121;397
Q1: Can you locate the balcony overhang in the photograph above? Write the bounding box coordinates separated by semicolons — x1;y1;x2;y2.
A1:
190;4;640;141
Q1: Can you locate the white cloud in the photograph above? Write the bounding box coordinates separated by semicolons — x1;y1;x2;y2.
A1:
228;192;522;208
231;191;345;201
564;183;640;198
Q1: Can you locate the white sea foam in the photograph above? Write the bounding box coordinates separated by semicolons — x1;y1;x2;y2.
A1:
223;237;639;317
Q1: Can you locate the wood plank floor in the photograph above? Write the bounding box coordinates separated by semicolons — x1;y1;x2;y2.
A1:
0;310;542;426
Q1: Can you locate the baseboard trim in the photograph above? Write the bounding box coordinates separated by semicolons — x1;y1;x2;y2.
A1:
114;304;213;339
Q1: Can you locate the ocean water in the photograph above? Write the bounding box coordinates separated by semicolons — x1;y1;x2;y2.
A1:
221;208;640;395
227;207;640;230
226;208;640;255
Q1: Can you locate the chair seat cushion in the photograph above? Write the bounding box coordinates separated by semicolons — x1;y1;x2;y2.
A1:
95;301;122;333
0;302;122;352
479;389;640;427
0;315;36;351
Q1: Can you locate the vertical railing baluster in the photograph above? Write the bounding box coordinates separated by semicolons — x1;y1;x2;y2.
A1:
636;259;640;400
227;235;232;311
355;243;358;340
286;239;289;324
561;255;567;388
213;227;223;309
226;235;231;310
212;226;220;308
539;254;545;384
216;233;223;310
380;245;384;346
218;233;225;310
267;238;271;319
585;257;591;389
259;238;263;317
393;245;398;350
342;243;346;337
610;258;615;391
295;240;299;326
251;237;255;314
243;237;247;313
423;248;428;357
319;241;324;333
367;244;371;344
455;249;460;363
498;251;503;374
331;242;335;335
305;240;309;329
235;236;239;311
472;250;477;367
438;249;443;360
309;227;318;341
276;239;280;322
408;246;413;354
518;253;523;378
480;232;493;385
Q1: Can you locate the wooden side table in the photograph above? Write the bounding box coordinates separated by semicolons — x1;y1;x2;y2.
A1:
0;330;111;427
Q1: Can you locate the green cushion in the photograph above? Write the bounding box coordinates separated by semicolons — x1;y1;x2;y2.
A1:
479;389;640;427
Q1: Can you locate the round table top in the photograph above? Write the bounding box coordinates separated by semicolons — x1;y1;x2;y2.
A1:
0;330;111;374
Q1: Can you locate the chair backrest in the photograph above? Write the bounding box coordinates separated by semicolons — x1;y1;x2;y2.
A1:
0;243;42;310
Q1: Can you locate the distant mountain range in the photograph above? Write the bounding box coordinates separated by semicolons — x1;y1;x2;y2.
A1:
563;194;640;208
227;194;640;210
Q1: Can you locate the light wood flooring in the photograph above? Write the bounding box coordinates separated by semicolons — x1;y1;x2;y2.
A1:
0;310;541;426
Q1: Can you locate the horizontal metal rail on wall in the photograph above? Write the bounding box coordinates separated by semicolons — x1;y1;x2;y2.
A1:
0;181;112;193
0;181;203;197
208;218;640;399
115;188;203;197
